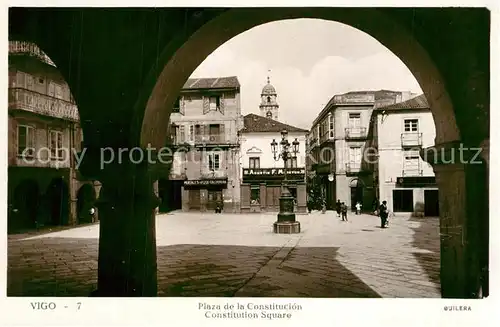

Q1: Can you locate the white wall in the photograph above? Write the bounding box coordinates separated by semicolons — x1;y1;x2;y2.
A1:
377;110;436;210
240;131;307;175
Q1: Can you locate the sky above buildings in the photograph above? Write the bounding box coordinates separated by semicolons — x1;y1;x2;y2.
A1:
190;18;423;130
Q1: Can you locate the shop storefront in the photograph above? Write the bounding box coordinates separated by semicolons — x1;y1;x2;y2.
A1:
181;178;228;212
240;168;307;213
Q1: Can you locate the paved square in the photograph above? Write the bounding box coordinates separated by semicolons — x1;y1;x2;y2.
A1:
7;211;440;297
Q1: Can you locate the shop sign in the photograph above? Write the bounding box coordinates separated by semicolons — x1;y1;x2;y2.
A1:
184;179;227;186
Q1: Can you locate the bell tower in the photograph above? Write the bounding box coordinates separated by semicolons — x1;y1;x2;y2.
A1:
259;72;279;121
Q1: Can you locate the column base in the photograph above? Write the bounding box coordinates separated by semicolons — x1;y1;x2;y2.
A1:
273;221;301;234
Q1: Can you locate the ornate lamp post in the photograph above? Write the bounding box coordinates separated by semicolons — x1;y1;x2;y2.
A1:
270;129;301;234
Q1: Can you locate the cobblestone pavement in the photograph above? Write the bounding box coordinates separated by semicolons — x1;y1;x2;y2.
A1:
7;211;441;297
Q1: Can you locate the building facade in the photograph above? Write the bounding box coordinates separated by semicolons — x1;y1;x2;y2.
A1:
307;90;416;211
7;41;100;233
239;114;308;213
367;94;439;216
161;76;242;213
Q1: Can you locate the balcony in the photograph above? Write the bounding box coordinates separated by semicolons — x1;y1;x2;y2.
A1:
308;137;318;148
345;162;361;174
200;170;228;179
345;127;367;140
9;88;79;122
195;134;226;144
401;132;423;147
402;167;423;177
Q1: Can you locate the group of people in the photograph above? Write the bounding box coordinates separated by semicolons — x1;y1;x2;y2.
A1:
334;199;390;228
334;199;363;221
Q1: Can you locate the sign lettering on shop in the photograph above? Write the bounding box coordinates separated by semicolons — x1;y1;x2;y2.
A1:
243;168;305;176
184;179;227;186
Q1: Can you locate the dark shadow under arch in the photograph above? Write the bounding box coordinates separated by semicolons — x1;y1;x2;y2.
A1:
77;183;96;224
9;179;40;232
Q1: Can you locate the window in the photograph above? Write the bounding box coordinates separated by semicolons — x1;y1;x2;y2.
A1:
16;72;25;87
404;149;420;173
209;96;220;111
249;157;260;169
172;97;180;113
26;75;34;90
266;111;272;118
179;125;185;142
251;186;260;205
329;115;334;138
17;125;35;156
348;113;361;128
54;84;63;99
349;147;362;165
208;153;220;170
404;119;419;132
267;96;271;103
38;77;45;84
49;130;63;159
188;125;194;142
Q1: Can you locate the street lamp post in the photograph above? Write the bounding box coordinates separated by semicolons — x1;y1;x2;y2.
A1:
270;129;301;234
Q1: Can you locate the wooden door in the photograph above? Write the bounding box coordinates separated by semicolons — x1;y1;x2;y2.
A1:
189;189;200;210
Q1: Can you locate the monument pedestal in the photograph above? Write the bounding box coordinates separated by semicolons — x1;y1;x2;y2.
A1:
273;186;301;234
273;221;301;234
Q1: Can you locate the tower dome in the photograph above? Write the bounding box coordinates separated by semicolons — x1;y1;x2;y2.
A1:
261;76;277;95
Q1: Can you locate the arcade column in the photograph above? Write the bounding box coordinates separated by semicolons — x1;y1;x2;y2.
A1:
80;148;163;296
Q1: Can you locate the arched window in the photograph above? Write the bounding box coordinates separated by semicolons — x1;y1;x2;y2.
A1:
266;111;272;118
267;96;271;103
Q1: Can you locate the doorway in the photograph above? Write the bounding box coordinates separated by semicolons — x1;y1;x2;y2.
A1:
350;186;363;211
424;189;440;217
77;183;96;224
189;189;201;210
45;178;69;226
207;189;223;211
393;189;414;212
10;179;39;232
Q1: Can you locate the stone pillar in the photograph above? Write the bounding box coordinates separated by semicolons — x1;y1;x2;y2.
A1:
296;183;307;213
200;189;208;212
240;183;250;213
421;141;488;298
181;186;189;212
80;150;161;297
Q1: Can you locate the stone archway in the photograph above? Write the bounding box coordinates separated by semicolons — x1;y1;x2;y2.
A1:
141;9;461;149
77;183;97;224
10;179;40;232
137;10;488;299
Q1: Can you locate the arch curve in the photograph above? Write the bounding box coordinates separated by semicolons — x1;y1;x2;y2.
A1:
141;8;460;148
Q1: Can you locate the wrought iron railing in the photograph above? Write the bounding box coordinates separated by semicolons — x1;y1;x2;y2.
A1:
401;132;423;147
345;162;361;173
345;127;367;139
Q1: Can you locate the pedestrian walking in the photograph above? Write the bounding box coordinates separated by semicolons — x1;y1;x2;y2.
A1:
355;202;362;215
379;200;389;228
335;199;341;218
341;202;348;221
89;206;96;222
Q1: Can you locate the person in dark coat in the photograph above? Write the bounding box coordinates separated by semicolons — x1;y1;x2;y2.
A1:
379;200;389;228
335;199;341;218
341;202;348;221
